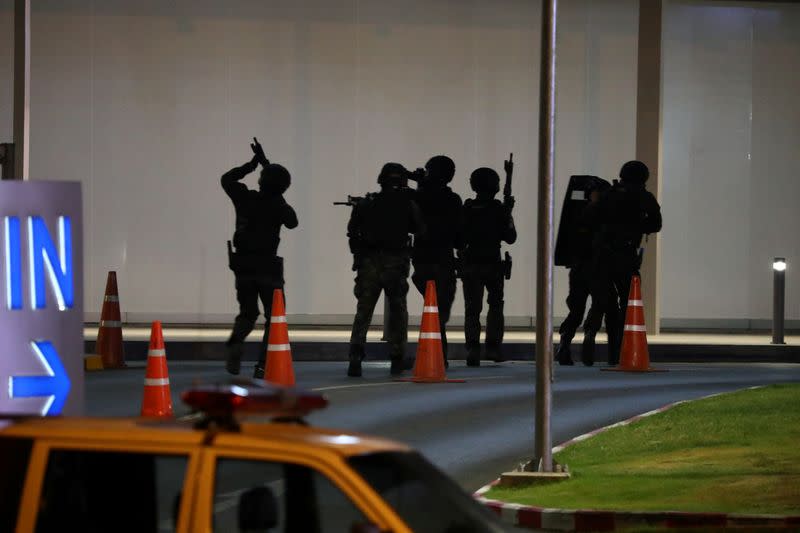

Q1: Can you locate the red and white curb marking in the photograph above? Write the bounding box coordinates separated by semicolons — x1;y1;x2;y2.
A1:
474;387;800;531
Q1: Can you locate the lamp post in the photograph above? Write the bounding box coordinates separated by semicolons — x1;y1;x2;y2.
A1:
772;258;786;345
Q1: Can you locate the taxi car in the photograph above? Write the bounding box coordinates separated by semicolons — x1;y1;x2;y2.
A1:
0;381;507;533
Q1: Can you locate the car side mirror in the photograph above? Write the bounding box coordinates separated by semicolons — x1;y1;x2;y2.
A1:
239;486;279;531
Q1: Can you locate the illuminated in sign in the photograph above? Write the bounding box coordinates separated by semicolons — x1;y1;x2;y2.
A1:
4;216;74;311
1;181;83;417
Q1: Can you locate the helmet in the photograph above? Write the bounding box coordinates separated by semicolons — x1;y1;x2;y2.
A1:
425;155;455;184
619;160;649;185
258;164;291;194
469;167;500;195
378;162;408;187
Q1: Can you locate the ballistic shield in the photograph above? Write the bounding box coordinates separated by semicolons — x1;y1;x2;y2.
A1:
554;175;611;267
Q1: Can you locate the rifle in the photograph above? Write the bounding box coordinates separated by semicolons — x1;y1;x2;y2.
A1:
333;195;365;207
503;152;514;207
502;153;514;280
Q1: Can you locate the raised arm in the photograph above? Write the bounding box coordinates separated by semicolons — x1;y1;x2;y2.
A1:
221;157;258;201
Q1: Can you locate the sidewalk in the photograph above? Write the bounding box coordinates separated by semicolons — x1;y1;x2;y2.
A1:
83;326;800;362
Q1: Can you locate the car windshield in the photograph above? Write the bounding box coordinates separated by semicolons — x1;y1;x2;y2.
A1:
348;451;508;533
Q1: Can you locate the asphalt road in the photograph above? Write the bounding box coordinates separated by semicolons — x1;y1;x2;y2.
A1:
85;360;800;493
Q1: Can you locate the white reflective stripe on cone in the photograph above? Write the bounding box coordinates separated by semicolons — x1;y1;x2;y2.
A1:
148;349;166;357
419;332;442;339
268;344;291;351
628;299;644;307
271;316;287;323
624;325;647;332
144;378;169;386
104;295;119;302
100;320;122;328
423;306;439;313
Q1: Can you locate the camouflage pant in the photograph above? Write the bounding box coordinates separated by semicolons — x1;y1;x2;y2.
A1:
559;262;604;343
462;262;505;350
227;272;284;370
350;252;410;360
584;250;638;365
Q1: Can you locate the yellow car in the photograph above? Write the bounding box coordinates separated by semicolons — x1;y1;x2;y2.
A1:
1;381;507;533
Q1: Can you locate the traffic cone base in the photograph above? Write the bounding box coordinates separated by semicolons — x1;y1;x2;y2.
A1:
264;289;296;386
601;275;666;374
396;280;464;384
603;367;667;373
141;321;173;418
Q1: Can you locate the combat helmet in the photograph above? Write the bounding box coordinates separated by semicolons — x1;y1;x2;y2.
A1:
259;164;291;194
378;163;408;188
619;160;649;185
469;167;500;195
425;155;456;184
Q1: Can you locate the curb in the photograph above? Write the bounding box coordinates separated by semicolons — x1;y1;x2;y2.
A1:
474;387;800;531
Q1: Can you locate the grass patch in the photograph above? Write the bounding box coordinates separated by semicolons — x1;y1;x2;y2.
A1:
486;384;800;515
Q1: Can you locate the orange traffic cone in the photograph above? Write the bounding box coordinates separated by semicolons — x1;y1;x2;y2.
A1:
263;289;296;386
141;321;173;417
400;281;464;383
95;271;125;368
604;275;665;373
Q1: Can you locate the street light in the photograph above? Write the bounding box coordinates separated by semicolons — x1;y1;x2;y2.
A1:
772;257;786;345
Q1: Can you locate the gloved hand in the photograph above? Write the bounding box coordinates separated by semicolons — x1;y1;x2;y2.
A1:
250;137;269;167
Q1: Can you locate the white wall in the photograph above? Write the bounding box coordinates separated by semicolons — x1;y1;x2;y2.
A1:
553;0;639;321
0;0;643;325
3;1;795;326
662;1;800;323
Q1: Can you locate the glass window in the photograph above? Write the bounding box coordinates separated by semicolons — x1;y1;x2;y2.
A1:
214;458;371;533
35;449;188;533
0;436;33;531
348;451;507;533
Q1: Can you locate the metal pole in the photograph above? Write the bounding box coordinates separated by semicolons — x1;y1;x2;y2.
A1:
773;258;786;345
13;0;31;180
534;0;557;473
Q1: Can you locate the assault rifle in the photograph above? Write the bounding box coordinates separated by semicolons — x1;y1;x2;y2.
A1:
502;153;514;280
333;195;365;207
503;152;514;208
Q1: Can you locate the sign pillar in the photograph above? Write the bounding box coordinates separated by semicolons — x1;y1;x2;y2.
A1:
13;0;31;180
0;182;84;415
636;0;663;334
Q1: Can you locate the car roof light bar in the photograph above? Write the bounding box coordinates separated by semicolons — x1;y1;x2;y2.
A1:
181;380;328;429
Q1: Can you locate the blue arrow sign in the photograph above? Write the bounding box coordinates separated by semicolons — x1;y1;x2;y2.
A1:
9;341;71;416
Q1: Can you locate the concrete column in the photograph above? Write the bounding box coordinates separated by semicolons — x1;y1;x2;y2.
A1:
636;0;662;334
13;0;30;180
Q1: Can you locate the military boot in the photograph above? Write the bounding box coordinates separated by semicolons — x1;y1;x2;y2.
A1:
581;333;596;367
486;343;506;363
607;329;620;366
390;358;405;376
225;343;243;375
347;345;365;377
556;337;574;366
466;345;481;367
